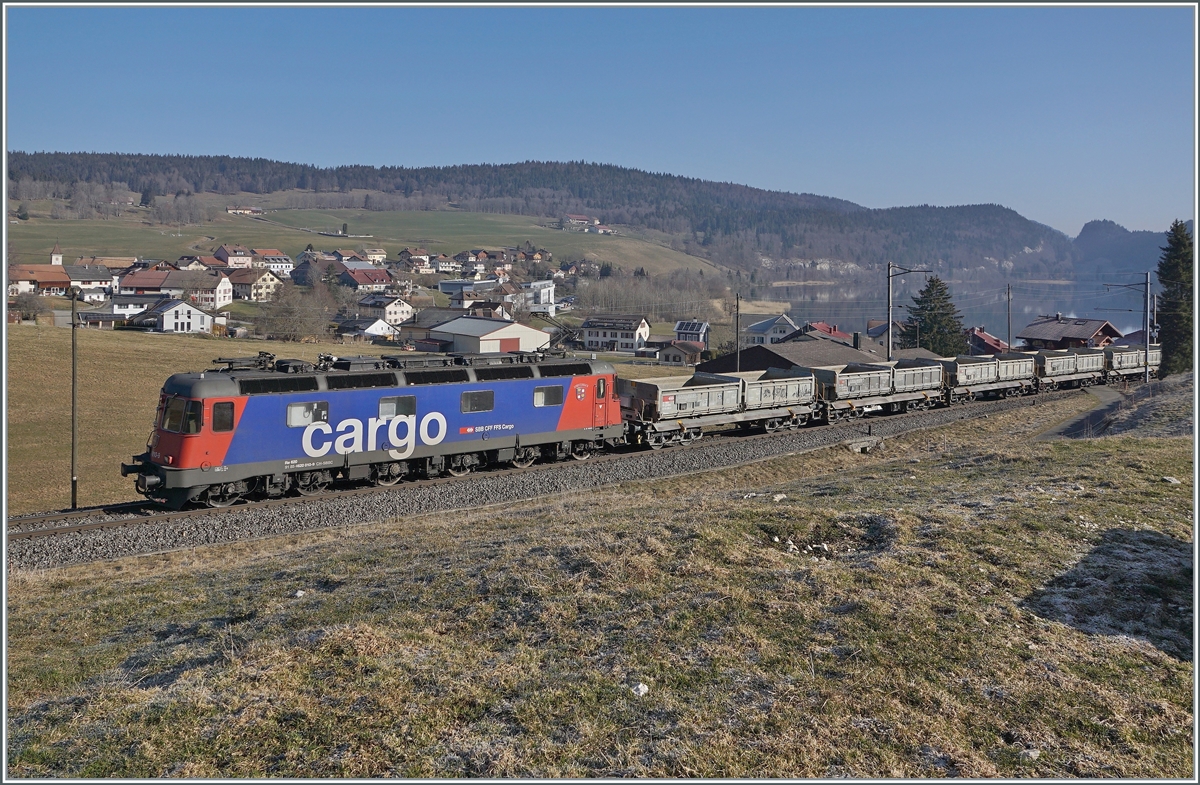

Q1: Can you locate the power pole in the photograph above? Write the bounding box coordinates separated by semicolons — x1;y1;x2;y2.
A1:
735;292;741;373
70;287;80;509
887;261;931;361
1101;273;1153;383
1006;283;1012;351
1144;271;1151;384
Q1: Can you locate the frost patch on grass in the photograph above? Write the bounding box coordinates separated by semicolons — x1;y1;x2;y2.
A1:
1103;373;1193;439
1022;528;1194;660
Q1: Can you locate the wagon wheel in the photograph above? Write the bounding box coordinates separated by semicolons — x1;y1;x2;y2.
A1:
295;472;329;496
206;483;242;508
570;441;592;460
511;447;538;469
764;418;783;433
647;433;667;450
372;463;404;487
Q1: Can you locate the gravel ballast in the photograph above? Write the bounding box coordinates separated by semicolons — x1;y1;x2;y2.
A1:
8;392;1080;571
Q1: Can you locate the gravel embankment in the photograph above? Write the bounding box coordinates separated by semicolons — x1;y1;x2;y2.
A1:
8;392;1076;571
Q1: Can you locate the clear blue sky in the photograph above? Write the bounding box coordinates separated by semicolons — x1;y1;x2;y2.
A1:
4;5;1195;236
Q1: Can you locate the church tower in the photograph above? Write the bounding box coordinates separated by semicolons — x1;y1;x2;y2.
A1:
51;242;63;266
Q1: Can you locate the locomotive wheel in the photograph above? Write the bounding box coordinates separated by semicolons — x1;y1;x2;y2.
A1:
570;441;592;460
372;463;404;487
511;447;538;469
206;483;243;508
295;471;329;496
446;457;473;477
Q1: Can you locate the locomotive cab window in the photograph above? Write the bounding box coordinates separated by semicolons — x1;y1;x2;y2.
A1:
534;385;563;407
461;390;494;413
287;401;329;427
378;395;416;420
182;401;203;434
161;397;186;432
597;378;607;399
212;402;235;432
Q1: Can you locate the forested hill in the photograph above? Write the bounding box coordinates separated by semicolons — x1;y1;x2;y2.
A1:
8;151;1079;280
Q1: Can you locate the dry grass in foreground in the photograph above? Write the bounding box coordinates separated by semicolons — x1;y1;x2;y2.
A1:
5;396;1193;777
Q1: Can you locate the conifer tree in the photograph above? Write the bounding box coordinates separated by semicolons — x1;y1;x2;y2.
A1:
902;276;967;357
1155;220;1193;375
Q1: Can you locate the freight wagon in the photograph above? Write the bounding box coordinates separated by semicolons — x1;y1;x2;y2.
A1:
618;367;815;448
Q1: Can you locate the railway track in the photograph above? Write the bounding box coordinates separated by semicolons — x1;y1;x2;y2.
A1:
7;390;1084;567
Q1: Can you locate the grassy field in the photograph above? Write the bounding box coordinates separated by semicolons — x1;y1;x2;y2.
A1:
3;326;689;515
5;397;1192;777
7;195;720;277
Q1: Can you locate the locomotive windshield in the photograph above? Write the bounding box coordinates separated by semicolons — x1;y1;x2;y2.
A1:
160;398;203;434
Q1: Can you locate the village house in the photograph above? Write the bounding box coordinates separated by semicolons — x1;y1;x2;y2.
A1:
7;264;71;297
966;326;1009;356
171;271;234;310
408;258;436;275
251;249;294;279
356;293;414;325
339;268;392;292
129;299;218;334
426;316;549;354
659;340;706;366
62;264;115;302
395;307;471;342
743;313;799;345
332;316;400;343
563;214;597;228
75;255;139;270
291;258;346;286
227;268;284;302
214;244;254;269
360;248;387;264
117;269;181;298
226;206;263;215
673;319;710;348
109;293;170;317
1016;314;1122;350
435;256;461;274
580;314;651;352
176;255;228;272
334;249;365;263
398;247;431;263
295;249;339;266
76;294;170;329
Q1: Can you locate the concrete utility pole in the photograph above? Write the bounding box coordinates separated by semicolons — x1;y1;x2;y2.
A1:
887;261;931;361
